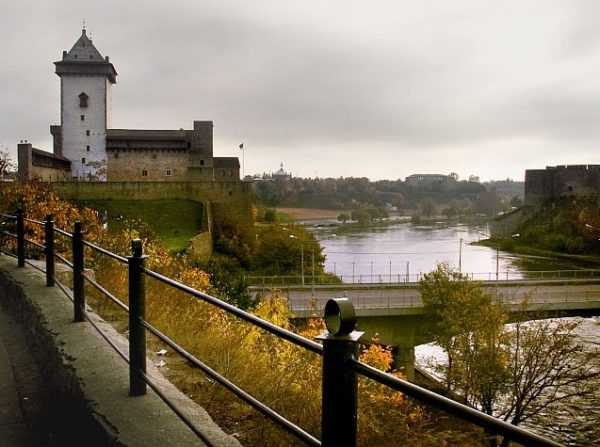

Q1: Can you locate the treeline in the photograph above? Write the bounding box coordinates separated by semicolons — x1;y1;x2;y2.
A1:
254;177;523;216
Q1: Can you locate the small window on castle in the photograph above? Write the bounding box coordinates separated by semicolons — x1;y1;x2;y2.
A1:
86;145;90;152
114;152;119;159
79;93;89;108
165;168;172;177
81;157;86;164
152;153;157;160
142;169;148;177
86;130;90;136
200;160;205;166
80;115;85;121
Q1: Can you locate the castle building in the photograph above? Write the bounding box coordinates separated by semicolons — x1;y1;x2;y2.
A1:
405;173;453;187
525;165;600;205
18;29;239;183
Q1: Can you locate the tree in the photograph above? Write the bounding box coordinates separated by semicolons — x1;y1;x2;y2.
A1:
351;209;371;225
263;208;277;223
420;199;436;218
420;265;600;445
500;314;600;430
337;213;349;224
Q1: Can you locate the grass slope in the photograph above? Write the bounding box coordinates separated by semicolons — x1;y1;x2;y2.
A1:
80;200;204;252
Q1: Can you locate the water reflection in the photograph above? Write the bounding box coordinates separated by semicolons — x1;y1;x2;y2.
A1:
309;222;587;282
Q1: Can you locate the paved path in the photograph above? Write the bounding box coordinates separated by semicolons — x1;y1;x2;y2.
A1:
0;308;34;447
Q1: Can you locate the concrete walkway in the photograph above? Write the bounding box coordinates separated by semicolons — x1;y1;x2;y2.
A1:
0;309;34;446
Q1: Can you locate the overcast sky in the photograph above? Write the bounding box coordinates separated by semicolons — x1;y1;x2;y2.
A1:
2;0;600;181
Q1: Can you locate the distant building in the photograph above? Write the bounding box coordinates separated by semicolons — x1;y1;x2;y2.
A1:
525;165;600;205
18;28;239;183
405;173;452;187
272;162;292;181
468;175;480;183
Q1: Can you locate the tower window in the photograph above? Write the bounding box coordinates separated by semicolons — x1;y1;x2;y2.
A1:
86;145;90;152
165;168;172;177
86;130;90;136
79;92;89;108
142;169;148;177
152;153;157;160
114;152;119;159
200;160;204;166
81;157;86;164
80;115;85;121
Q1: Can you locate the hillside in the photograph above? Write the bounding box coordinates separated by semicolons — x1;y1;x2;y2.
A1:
78;200;205;252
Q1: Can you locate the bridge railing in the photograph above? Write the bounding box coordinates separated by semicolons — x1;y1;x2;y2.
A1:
0;209;564;447
246;268;600;288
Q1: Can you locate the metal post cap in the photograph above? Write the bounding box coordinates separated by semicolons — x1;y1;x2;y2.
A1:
324;298;357;336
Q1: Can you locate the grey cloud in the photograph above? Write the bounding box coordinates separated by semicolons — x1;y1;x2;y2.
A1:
2;0;600;180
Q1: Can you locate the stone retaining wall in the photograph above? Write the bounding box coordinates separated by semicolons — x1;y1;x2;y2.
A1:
0;257;242;447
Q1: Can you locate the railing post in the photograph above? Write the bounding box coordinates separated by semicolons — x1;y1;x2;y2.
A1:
16;208;25;267
72;221;85;322
318;298;363;447
44;214;55;287
128;239;147;396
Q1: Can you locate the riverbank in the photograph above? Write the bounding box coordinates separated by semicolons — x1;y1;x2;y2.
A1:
474;238;600;267
275;207;345;221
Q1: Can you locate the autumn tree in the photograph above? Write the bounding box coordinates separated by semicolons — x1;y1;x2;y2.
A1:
420;265;600;445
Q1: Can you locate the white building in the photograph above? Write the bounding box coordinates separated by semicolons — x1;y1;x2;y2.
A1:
53;29;117;180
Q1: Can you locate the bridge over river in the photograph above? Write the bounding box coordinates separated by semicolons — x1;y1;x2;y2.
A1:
249;276;600;379
249;277;600;318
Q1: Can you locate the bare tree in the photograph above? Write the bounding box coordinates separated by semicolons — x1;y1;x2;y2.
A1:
0;149;15;179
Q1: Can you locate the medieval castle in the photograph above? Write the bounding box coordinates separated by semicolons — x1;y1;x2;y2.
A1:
525;165;600;205
18;29;239;183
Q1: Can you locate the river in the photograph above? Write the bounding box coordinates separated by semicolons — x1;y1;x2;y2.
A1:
306;220;599;446
307;220;587;281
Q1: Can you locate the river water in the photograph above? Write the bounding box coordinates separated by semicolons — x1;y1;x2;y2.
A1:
308;221;585;281
306;221;600;446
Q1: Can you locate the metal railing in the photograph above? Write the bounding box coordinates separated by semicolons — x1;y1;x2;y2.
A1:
0;208;564;447
246;269;600;287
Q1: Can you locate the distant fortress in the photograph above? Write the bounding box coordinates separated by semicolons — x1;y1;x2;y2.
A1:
525;165;600;205
18;29;239;183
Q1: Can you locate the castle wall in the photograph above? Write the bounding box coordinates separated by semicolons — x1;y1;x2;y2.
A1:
61;75;109;180
106;149;189;181
51;180;252;206
17;143;71;182
525;165;600;204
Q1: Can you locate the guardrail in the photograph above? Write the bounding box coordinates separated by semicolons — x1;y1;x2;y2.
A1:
0;209;564;447
246;269;600;288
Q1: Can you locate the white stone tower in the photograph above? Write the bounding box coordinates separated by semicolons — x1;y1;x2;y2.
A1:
54;29;117;180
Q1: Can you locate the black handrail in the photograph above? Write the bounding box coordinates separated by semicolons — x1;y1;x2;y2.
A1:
83;239;128;264
141;319;321;446
1;211;566;447
350;360;563;447
83;273;129;312
143;268;324;355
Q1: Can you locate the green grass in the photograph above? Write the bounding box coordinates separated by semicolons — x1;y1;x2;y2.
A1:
79;199;205;252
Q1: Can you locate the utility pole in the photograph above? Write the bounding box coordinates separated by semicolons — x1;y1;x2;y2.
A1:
301;243;305;286
311;248;315;295
370;261;374;283
496;247;500;281
406;261;410;283
458;238;463;273
389;260;392;283
352;261;356;284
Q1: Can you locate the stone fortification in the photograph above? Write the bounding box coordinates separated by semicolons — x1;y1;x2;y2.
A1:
525;164;600;205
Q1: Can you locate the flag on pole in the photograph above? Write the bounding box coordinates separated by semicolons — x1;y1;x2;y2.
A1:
239;143;244;149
